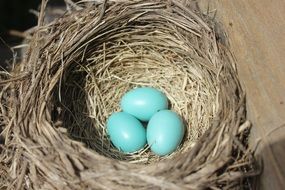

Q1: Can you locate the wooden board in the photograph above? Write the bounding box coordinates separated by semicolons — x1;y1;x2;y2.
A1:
198;0;285;189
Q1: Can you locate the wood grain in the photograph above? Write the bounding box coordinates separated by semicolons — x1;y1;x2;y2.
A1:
198;0;285;189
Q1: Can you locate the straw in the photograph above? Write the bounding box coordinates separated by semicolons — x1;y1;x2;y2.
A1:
0;0;258;189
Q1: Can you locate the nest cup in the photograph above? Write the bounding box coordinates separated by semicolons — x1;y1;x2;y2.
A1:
68;8;219;162
0;0;258;189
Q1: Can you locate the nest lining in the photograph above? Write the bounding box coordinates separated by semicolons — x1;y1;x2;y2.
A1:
64;27;219;163
0;0;258;189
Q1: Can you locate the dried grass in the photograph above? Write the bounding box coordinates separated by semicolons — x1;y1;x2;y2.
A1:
0;0;258;189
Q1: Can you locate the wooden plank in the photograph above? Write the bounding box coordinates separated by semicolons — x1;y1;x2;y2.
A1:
198;0;285;189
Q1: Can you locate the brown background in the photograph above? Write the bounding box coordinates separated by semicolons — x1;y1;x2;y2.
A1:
198;0;285;189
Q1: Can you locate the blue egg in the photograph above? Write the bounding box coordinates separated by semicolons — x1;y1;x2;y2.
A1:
121;87;168;122
107;112;146;153
147;110;185;156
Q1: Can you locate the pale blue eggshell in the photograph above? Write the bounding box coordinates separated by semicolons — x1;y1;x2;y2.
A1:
107;112;146;153
121;87;168;121
147;110;185;156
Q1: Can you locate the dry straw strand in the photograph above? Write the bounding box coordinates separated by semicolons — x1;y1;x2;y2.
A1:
0;0;258;189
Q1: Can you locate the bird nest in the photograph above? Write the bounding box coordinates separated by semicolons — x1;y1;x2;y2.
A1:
0;0;258;189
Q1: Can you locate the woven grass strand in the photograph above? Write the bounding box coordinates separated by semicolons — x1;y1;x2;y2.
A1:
0;0;258;189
